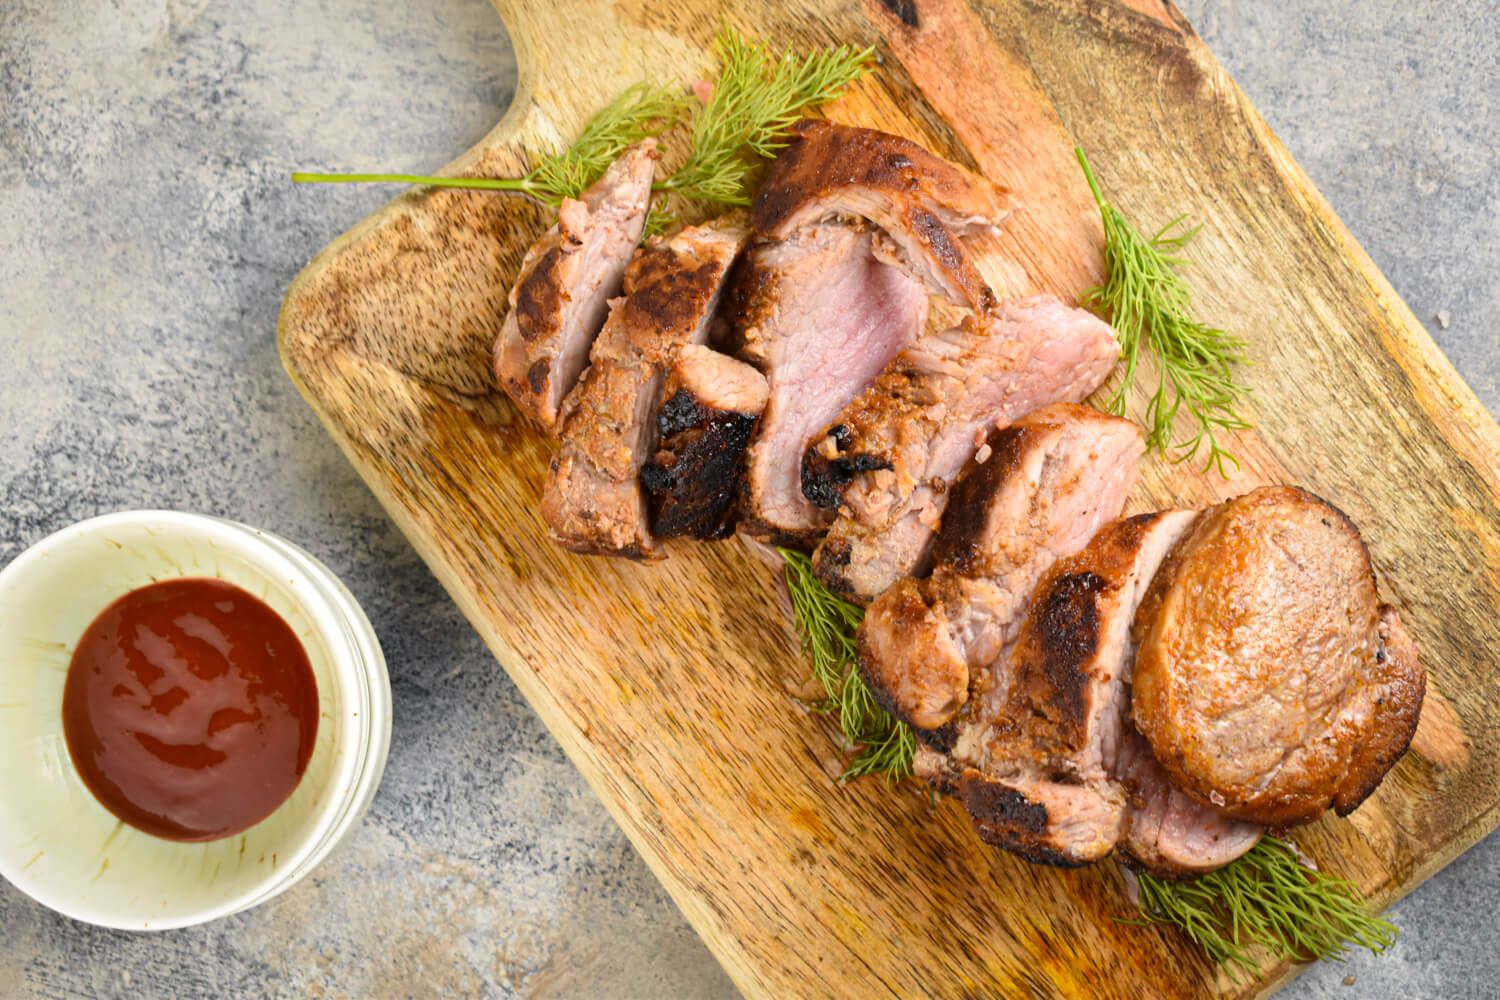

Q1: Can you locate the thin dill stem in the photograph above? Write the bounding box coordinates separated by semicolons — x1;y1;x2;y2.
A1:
1076;146;1252;474
293;80;686;206
291;172;540;193
779;548;914;783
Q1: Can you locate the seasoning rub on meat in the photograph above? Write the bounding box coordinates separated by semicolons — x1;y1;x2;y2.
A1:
542;214;749;557
495;140;658;432
805;297;1122;604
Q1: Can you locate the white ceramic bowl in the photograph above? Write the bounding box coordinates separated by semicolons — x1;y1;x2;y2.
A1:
0;510;390;929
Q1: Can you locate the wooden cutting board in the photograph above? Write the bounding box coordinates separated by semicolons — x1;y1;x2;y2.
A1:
278;1;1500;996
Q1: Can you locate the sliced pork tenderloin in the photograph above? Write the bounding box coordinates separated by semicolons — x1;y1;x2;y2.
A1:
641;344;768;541
494;140;658;431
806;297;1121;603
541;214;749;557
1131;486;1426;826
858;404;1143;758
957;511;1198;867
731;223;929;546
1114;727;1263;878
751;119;1010;310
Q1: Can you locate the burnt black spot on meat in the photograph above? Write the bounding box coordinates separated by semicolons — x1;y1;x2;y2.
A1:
644;395;758;540
655;389;708;438
933;424;1034;574
861;655;915;728
1035;571;1109;735
819;536;852;571
962;775;1048;834
526;359;551;395
914;722;956;753
879;0;920;28
972;830;1086;869
514;246;565;342
961;775;1090;867
801;448;893;510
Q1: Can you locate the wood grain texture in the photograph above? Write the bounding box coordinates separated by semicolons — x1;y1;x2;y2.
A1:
277;0;1500;996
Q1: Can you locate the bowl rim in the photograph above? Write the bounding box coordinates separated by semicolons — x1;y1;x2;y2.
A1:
0;508;391;930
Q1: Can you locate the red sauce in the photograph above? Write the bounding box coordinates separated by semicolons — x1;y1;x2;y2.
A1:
62;578;318;842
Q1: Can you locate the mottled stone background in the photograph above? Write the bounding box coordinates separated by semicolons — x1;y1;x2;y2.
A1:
0;1;1494;996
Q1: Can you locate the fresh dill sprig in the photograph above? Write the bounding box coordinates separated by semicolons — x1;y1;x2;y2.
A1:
294;30;870;225
656;29;874;207
779;548;916;782
1128;836;1398;979
1075;147;1252;476
292;81;687;206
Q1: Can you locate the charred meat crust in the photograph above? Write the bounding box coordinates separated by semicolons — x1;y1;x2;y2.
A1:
931;423;1037;574
959;774;1088;869
801;444;893;511
914;722;957;753
513;246;566;344
642;388;759;540
1032;570;1110;737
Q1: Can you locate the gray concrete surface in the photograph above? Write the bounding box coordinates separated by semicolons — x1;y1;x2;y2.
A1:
0;0;1494;996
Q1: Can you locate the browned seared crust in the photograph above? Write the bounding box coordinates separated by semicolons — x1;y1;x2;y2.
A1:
542;215;748;557
642;347;768;540
858;405;1143;742
1131;485;1425;826
1333;605;1426;814
932;419;1047;575
752;119;1009;238
750;120;1007;311
495;140;658;431
855;579;967;731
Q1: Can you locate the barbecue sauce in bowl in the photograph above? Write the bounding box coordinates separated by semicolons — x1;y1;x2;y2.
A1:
61;578;318;842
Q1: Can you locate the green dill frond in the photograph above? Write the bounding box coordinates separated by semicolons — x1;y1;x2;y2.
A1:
642;202;679;239
525;81;690;204
1075;146;1252;476
1129;836;1398;979
293;80;687;205
779;548;915;783
657;28;874;207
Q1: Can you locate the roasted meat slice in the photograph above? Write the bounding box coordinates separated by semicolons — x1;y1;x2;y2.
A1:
1114;727;1263;878
956;511;1198;867
858;404;1143;747
807;297;1121;603
641;345;768;541
732;223;928;545
494;140;657;431
542;215;749;557
1131;486;1426;826
751;119;1010;310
